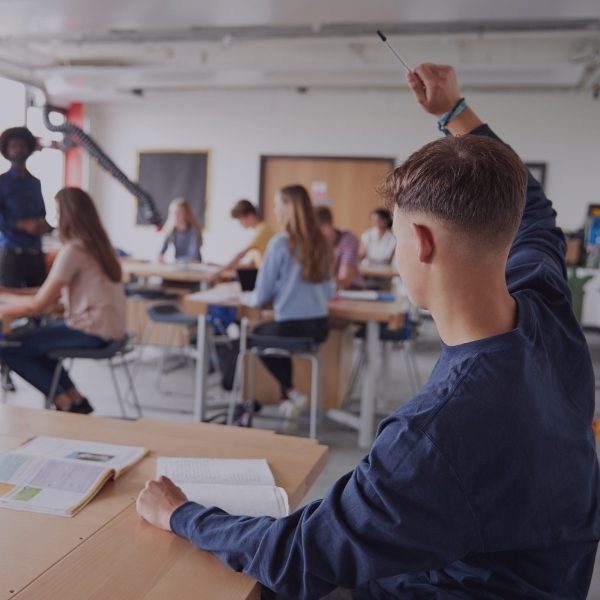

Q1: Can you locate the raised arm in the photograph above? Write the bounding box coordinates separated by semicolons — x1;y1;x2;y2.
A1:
407;63;567;294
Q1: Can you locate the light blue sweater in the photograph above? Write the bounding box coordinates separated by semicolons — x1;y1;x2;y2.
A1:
250;233;334;321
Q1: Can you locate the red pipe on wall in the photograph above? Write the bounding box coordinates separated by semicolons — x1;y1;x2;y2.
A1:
63;102;84;187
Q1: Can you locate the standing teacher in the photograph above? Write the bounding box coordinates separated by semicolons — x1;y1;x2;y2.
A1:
0;126;51;288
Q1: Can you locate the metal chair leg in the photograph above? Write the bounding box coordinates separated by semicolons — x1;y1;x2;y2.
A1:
227;352;244;424
308;354;320;439
344;342;366;403
120;356;142;418
108;359;127;418
47;361;64;409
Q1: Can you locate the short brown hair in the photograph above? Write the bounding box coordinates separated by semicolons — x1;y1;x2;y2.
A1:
230;199;257;219
381;135;527;245
314;205;333;226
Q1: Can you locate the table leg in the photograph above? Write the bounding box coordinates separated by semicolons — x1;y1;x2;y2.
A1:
358;319;380;448
193;315;208;421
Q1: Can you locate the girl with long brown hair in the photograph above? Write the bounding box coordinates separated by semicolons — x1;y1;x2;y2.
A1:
248;184;334;431
0;187;126;413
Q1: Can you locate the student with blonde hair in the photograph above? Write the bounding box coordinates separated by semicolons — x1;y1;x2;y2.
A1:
158;198;203;262
0;187;126;413
246;184;334;426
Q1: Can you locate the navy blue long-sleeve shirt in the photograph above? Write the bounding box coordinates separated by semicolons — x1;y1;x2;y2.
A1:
170;124;600;599
0;167;46;251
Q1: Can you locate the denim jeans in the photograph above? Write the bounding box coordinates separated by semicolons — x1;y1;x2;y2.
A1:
1;322;107;400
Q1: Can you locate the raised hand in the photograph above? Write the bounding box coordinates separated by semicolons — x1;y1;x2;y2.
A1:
406;63;461;116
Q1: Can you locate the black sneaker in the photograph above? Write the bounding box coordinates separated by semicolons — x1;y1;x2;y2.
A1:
69;398;94;414
232;401;254;427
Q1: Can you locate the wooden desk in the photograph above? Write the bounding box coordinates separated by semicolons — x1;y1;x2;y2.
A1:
0;405;327;600
183;285;406;448
121;260;235;288
359;264;398;281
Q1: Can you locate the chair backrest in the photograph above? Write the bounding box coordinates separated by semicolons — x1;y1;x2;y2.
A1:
248;334;317;354
237;268;258;291
46;336;127;360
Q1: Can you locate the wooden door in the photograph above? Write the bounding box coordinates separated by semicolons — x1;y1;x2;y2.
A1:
259;156;395;237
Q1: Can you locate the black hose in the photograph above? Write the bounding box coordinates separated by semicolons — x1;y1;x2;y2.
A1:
42;105;162;226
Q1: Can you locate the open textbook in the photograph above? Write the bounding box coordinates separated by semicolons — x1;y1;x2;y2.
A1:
0;436;148;517
157;457;289;518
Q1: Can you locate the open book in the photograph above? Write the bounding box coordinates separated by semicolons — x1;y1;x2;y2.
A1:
0;436;148;517
157;457;289;518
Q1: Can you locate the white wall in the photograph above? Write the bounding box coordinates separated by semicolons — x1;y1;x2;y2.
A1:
87;89;600;262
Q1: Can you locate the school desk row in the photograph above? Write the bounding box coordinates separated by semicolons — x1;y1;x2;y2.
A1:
121;260;405;449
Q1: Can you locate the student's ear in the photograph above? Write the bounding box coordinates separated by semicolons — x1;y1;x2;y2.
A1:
411;223;434;263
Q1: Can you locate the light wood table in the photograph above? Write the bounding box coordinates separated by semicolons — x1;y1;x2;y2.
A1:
183;285;406;448
0;405;328;600
359;264;398;280
121;259;236;289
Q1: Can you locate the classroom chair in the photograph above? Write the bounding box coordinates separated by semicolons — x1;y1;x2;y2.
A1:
229;317;321;439
45;333;142;418
345;316;422;407
134;303;235;412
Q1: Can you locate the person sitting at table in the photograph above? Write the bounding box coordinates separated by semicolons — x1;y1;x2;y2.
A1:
158;198;203;263
0;187;126;413
137;63;600;600
359;208;396;265
315;205;363;290
246;185;334;429
217;199;274;277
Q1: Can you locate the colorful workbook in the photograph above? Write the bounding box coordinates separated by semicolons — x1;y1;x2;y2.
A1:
157;457;289;518
0;436;148;517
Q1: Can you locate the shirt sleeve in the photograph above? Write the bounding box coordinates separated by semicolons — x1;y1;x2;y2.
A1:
34;178;46;218
468;124;569;301
159;234;171;256
170;415;481;598
338;233;359;269
250;236;284;308
48;243;80;285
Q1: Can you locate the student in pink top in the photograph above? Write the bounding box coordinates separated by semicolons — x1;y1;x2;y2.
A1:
0;187;126;413
315;205;364;290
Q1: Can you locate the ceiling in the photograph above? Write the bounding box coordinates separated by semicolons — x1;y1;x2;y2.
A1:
0;0;599;103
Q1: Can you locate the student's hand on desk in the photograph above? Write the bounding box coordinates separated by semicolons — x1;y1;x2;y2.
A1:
406;63;461;116
136;476;188;531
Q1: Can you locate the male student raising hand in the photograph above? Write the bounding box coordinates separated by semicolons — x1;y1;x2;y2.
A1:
137;64;600;600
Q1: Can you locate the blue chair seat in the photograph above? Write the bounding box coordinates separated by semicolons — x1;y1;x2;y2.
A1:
125;283;178;300
46;337;127;360
248;334;317;354
146;303;197;327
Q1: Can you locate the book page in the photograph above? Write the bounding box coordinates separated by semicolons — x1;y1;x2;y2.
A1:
157;458;289;518
0;453;111;516
157;458;275;486
177;483;288;518
17;436;148;478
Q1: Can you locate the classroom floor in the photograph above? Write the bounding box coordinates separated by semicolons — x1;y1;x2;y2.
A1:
4;321;600;597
